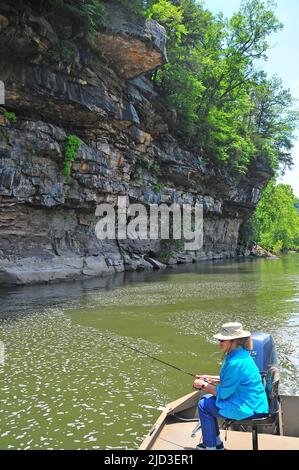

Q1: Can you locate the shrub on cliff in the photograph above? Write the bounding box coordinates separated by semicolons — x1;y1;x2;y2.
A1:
36;0;106;38
3;110;17;123
63;135;82;177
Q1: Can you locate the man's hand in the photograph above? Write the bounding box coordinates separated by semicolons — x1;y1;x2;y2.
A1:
193;378;206;389
195;374;220;385
195;374;209;380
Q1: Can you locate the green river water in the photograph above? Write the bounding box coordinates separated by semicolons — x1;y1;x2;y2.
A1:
0;254;299;450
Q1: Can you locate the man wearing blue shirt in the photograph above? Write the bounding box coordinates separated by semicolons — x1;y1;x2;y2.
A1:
193;322;269;450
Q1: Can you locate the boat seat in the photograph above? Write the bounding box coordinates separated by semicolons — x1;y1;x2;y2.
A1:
222;365;280;450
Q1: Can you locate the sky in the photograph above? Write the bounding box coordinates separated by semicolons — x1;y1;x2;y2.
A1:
204;0;299;197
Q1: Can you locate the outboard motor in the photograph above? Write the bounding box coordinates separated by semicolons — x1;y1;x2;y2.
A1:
250;332;279;375
250;332;280;430
228;332;281;437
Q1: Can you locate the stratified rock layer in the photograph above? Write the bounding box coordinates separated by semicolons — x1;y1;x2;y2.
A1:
0;1;272;285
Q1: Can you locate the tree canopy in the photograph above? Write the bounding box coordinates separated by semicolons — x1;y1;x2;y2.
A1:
145;0;298;174
240;181;299;254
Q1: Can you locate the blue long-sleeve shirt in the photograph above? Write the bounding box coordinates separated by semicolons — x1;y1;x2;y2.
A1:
215;347;269;420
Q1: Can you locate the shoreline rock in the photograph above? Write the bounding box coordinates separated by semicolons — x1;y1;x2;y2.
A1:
238;243;278;259
0;250;271;286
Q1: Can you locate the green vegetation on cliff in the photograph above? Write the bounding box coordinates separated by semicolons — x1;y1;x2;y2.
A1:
240;181;299;254
3;110;17;123
35;0;297;177
36;0;105;37
63;135;82;177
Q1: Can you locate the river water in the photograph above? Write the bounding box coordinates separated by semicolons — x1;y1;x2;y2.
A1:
0;254;299;449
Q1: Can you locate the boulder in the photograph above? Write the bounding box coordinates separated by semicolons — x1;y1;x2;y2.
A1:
0;256;83;285
144;256;167;269
82;256;114;276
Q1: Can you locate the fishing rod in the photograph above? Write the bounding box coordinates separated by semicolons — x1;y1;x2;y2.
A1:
109;335;196;378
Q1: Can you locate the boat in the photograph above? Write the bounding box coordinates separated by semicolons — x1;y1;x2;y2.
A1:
139;332;299;450
139;390;299;450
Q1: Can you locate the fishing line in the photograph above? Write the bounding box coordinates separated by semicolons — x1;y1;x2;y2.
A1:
108;333;196;377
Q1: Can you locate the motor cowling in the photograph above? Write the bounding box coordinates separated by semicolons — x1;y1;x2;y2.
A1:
250;332;279;375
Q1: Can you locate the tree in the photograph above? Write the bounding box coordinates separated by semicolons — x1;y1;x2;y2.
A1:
251;181;299;253
147;0;297;174
248;72;297;171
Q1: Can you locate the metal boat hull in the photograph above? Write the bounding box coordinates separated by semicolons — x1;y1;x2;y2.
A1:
139;391;299;450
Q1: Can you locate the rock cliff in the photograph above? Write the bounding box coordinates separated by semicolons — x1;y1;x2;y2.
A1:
0;0;272;285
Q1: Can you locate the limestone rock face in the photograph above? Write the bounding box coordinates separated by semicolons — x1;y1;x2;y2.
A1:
0;1;272;285
95;1;167;79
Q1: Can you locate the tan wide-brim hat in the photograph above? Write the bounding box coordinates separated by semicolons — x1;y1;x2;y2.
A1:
213;322;251;340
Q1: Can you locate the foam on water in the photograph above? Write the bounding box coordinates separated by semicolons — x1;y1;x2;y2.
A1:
0;308;166;449
1;255;299;449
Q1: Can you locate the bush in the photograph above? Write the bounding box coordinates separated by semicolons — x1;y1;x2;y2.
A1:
4;111;17;123
63;135;82;177
157;238;184;261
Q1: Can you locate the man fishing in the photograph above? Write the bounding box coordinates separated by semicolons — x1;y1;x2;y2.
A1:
193;322;269;450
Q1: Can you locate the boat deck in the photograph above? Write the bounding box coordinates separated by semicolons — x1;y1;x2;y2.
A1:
151;420;299;450
140;392;299;450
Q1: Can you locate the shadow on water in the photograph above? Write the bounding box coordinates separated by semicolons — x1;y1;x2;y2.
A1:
0;256;272;318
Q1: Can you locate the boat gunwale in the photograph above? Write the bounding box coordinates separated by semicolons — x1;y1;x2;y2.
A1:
139;391;201;450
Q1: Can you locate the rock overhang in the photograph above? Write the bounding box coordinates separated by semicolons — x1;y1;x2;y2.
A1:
95;1;167;79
